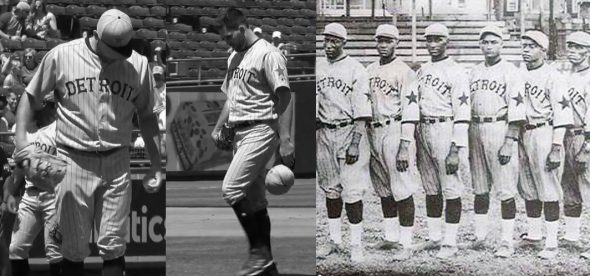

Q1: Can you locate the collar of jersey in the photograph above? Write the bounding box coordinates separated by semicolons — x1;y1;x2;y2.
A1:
85;36;99;57
431;56;449;63
380;56;397;66
329;54;348;64
237;38;262;53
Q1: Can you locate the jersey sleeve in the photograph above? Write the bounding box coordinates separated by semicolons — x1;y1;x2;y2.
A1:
450;67;470;147
401;68;419;141
25;48;57;105
263;51;290;93
506;66;526;123
132;57;155;118
550;73;574;128
584;81;590;134
350;64;372;120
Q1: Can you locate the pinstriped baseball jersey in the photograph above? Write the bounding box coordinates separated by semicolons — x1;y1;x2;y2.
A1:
469;60;526;122
564;68;590;128
25;37;155;151
366;58;416;121
520;64;573;127
22;122;57;189
316;55;372;124
221;39;290;124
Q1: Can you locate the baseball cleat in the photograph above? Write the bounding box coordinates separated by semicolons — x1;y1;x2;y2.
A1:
537;247;558;260
580;250;590;259
560;238;582;251
236;249;274;276
317;240;342;258
391;247;414;261
370;240;400;250
417;239;441;251
351;244;364;263
469;239;487;251
494;242;514;258
262;262;279;276
436;245;458;259
517;234;543;250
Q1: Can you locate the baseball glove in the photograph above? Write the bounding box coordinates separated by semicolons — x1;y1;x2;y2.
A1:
14;145;67;192
214;124;235;151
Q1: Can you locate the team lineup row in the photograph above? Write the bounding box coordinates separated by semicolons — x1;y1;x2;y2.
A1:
316;22;590;262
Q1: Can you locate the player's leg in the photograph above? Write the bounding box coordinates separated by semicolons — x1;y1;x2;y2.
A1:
0;237;10;276
9;191;44;276
416;124;443;249
578;153;590;259
222;124;279;275
94;149;133;276
469;124;492;248
561;133;583;249
41;193;62;276
518;130;544;248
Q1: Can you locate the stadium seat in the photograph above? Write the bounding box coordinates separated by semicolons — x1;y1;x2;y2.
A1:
167;23;192;33
261;25;273;34
301;8;315;17
289;0;307;9
65;5;86;16
179;49;193;58
168;40;184;50
182;40;199;50
187;31;203;41
56;0;73;4
119;0;136;4
202;7;219;16
277;18;294;26
137;0;158;4
22;38;47;50
199;41;216;50
305;0;315;9
265;8;281;17
46;4;65;16
216;40;228;49
143;17;165;28
170;6;187;16
253;0;272;8
157;29;168;39
186;7;203;16
284;8;298;17
150;6;166;17
203;32;220;42
277;25;292;35
128;6;150;17
1;39;22;51
198;16;217;28
291;26;306;35
130;18;144;28
79;17;99;30
249;8;265;17
113;6;130;15
169;49;183;59
86;5;108;17
247;18;262;27
46;38;64;49
168;31;187;40
162;0;176;4
261;17;277;26
294;18;310;26
135;28;158;39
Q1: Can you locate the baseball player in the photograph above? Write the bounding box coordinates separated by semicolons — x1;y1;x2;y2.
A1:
316;22;372;263
517;30;573;259
559;31;590;258
5;94;61;276
467;25;525;258
403;23;471;259
0;148;11;276
210;8;294;276
365;24;419;260
13;9;163;275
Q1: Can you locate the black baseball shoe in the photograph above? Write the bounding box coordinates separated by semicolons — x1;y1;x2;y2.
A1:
236;248;275;276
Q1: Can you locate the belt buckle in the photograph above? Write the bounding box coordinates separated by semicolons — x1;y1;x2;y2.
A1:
483;117;493;123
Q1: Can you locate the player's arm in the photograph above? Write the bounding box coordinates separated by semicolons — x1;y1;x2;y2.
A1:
575;83;590;170
447;69;471;174
545;75;573;170
499;70;526;165
346;65;372;165
397;69;419;172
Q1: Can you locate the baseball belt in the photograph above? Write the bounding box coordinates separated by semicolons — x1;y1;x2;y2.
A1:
58;144;123;156
568;127;584;136
367;115;402;128
230;119;275;130
472;114;507;123
524;120;553;131
420;116;454;124
316;121;354;130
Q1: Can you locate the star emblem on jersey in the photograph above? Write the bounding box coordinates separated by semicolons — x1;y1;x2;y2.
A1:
275;66;286;82
458;93;469;105
406;91;418;104
558;96;570;110
512;93;524;106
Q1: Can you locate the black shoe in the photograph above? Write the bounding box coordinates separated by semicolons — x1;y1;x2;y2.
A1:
236;249;274;276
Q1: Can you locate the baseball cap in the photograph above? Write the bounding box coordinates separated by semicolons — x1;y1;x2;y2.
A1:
424;23;449;38
521;30;549;50
567;31;590;47
272;31;281;39
15;2;30;11
375;24;399;40
322;23;347;40
479;25;503;40
97;9;134;58
253;27;262;34
152;65;164;75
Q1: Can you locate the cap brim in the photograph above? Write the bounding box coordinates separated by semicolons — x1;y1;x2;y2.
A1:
323;33;345;40
106;42;133;58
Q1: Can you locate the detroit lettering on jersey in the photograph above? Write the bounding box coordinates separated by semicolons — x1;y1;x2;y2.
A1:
316;76;353;95
228;67;256;84
470;79;506;97
64;77;134;102
418;73;451;95
568;87;585;105
524;82;549;104
369;76;399;96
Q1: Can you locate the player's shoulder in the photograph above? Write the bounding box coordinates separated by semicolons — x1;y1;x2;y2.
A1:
39;121;57;134
344;56;366;71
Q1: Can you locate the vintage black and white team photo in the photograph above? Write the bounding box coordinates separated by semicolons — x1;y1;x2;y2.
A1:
316;0;590;275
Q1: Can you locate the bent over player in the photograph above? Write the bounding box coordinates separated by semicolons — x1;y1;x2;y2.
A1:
14;9;163;276
404;23;471;259
365;24;419;260
210;8;294;276
560;31;590;258
467;25;525;257
517;31;573;259
5;94;62;276
316;23;372;262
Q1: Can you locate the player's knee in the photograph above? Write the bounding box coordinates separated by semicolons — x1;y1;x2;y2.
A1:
564;203;582;217
474;193;490;214
445;198;462;224
380;196;398;218
425;193;443;218
544;201;560;222
345;201;363;224
525;199;543;218
326;197;343;219
9;244;26;259
397;196;415;227
501;198;516;220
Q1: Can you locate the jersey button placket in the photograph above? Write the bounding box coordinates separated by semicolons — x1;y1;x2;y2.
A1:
97;91;108;150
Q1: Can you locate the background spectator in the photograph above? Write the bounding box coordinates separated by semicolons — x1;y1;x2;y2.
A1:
26;0;58;40
0;1;30;41
20;47;37;84
1;53;23;88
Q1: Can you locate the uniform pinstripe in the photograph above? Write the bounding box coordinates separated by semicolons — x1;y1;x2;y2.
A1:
10;122;62;263
220;39;290;210
25;37;154;261
316;55;372;203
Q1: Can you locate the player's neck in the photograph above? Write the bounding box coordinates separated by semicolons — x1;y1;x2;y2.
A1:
526;59;544;70
484;56;501;67
328;51;346;63
431;55;448;62
380;54;396;65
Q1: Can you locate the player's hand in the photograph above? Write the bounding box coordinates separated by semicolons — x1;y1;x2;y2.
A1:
575;142;590;171
498;141;513;165
396;141;410;172
142;168;163;194
279;139;295;169
546;144;562;171
445;143;459;175
6;195;17;214
346;143;359;164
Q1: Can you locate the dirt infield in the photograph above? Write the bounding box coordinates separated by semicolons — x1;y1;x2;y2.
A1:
166;178;316;276
316;184;590;275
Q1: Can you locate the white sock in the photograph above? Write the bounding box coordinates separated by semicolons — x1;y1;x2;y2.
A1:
474;213;488;240
564;216;581;241
501;219;515;246
427;217;442;242
328;218;342;244
350;222;363;246
399;225;413;248
443;223;459;246
545;220;559;248
527;217;542;240
384;217;400;242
